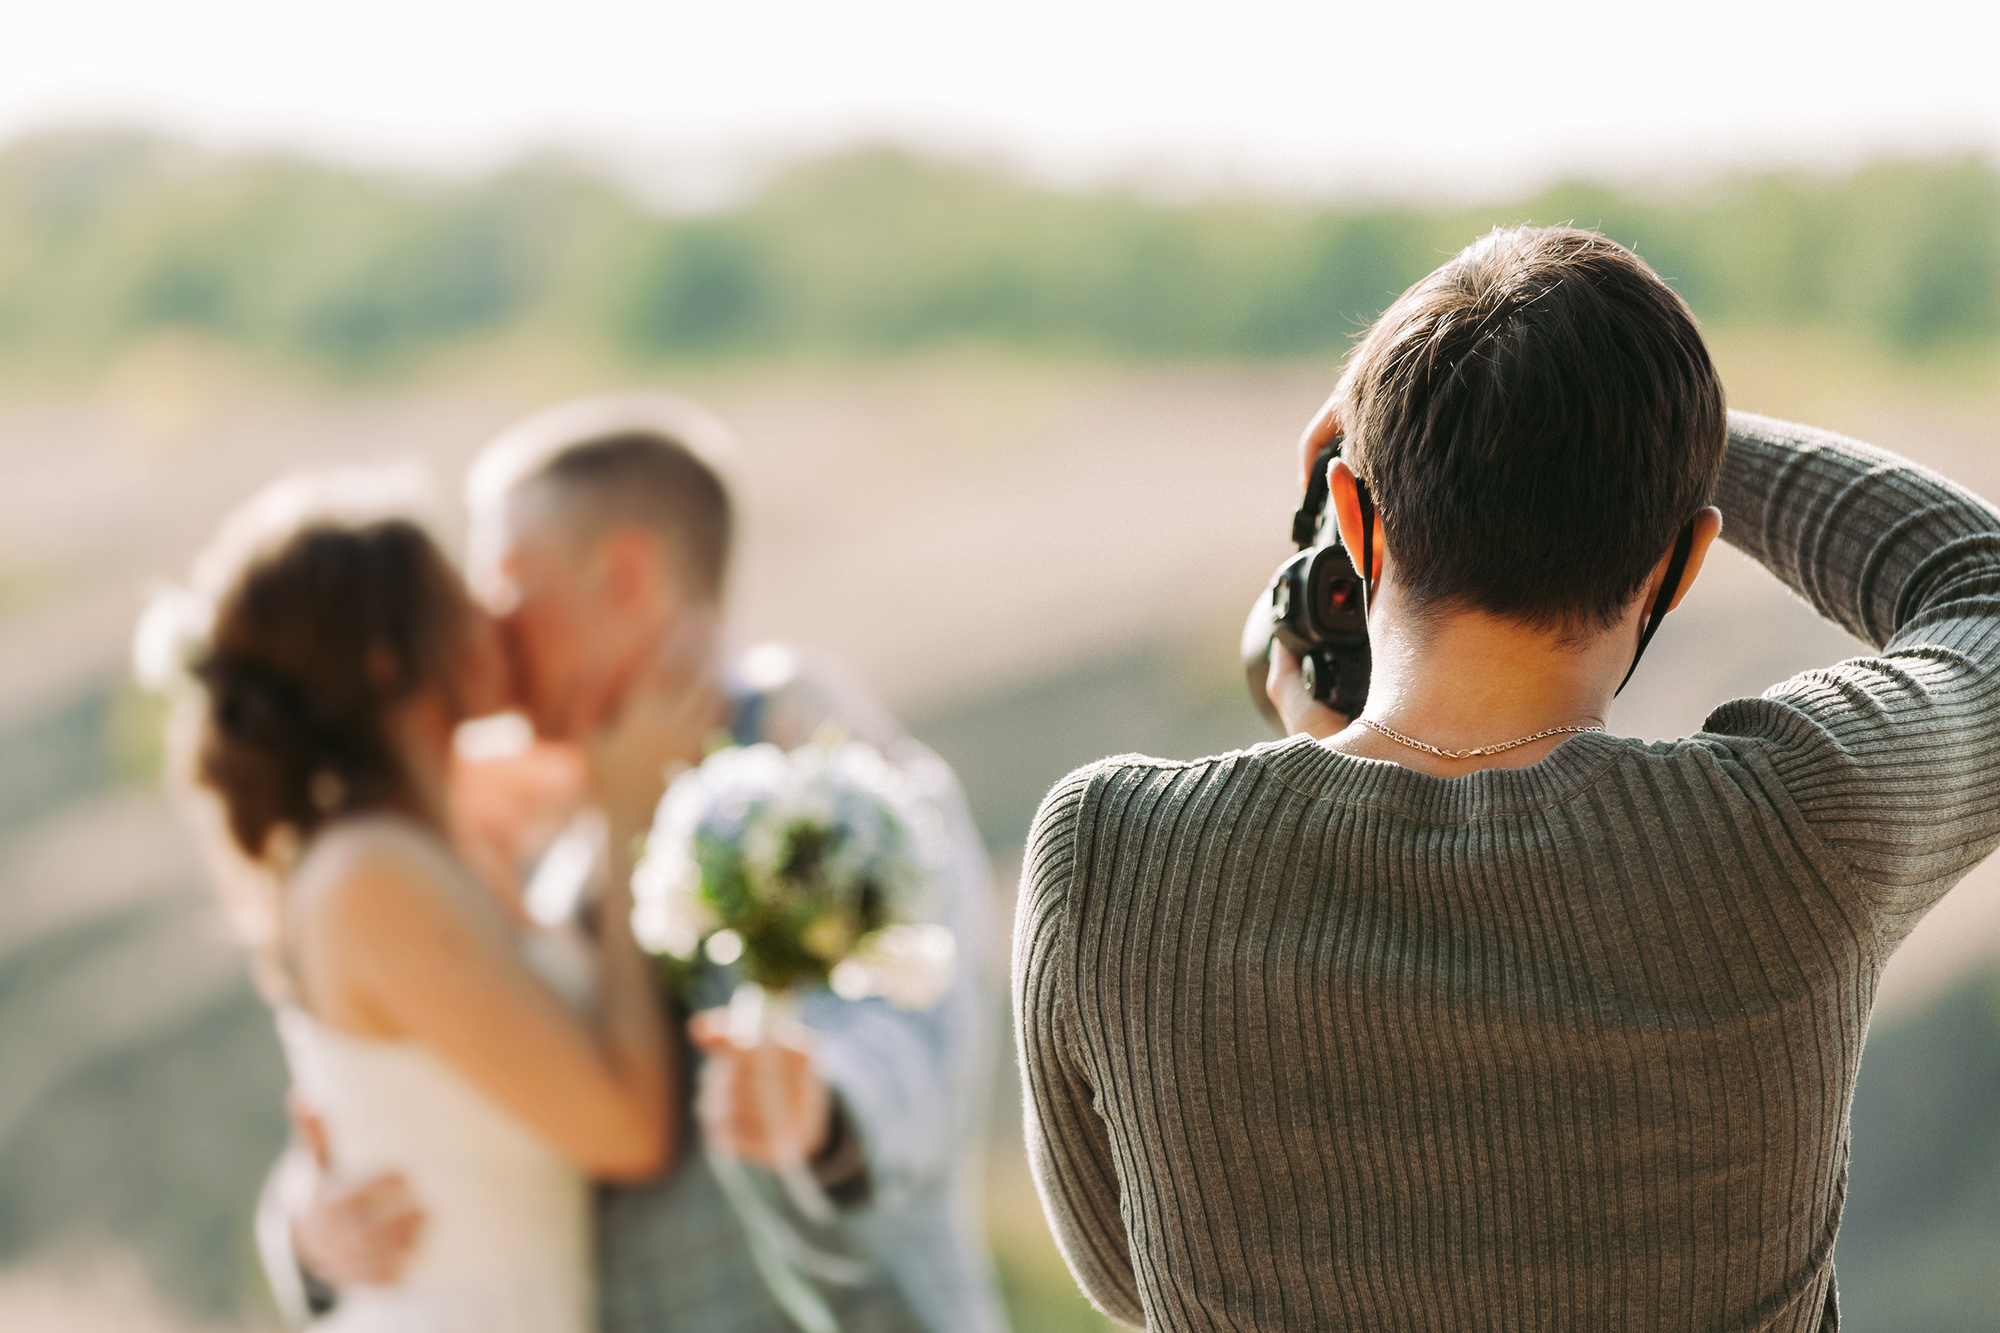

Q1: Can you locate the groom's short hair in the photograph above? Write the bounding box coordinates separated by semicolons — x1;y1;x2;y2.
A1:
467;393;734;596
1335;225;1726;635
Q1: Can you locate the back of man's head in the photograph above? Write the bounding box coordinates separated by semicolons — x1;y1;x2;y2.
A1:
466;393;735;600
1336;225;1725;636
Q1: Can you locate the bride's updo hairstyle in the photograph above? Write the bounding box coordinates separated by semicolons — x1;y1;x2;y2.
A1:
158;471;474;866
195;518;469;861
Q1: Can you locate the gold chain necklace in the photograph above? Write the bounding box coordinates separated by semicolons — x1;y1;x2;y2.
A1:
1358;717;1605;760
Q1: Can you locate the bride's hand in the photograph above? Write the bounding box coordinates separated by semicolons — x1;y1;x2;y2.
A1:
449;740;589;901
585;614;729;845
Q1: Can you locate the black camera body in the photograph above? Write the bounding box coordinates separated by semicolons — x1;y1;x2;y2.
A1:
1241;439;1372;731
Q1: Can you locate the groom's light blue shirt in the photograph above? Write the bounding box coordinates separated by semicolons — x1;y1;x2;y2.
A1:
584;649;1010;1333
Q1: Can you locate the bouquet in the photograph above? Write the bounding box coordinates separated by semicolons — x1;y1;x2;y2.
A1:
628;738;956;1333
631;738;955;1011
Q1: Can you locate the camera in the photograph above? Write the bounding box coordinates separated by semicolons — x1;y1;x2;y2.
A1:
1241;437;1371;732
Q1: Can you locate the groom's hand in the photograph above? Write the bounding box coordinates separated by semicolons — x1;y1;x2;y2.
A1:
290;1093;427;1286
688;1009;834;1166
294;1168;427;1287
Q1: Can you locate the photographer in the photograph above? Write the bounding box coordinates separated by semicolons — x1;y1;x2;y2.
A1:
1014;225;2000;1332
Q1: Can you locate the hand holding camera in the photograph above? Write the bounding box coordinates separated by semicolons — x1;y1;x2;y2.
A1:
1241;431;1372;734
1264;640;1351;739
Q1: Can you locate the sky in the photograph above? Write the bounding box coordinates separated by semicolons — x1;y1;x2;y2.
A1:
2;0;1997;200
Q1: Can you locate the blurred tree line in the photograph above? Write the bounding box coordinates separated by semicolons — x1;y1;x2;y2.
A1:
0;130;1995;380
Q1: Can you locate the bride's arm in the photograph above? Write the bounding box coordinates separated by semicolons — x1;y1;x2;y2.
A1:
303;830;673;1180
580;822;678;1180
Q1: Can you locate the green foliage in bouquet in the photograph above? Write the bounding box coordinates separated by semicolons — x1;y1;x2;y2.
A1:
690;812;896;989
633;740;956;1008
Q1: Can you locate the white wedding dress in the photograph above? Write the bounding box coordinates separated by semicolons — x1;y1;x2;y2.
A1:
279;923;597;1333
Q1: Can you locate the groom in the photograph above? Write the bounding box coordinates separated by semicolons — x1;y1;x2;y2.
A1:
264;394;1010;1333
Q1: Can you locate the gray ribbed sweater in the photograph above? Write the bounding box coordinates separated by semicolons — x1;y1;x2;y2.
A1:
1013;411;2000;1332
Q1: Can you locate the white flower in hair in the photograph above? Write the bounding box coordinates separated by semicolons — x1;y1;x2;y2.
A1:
132;583;211;692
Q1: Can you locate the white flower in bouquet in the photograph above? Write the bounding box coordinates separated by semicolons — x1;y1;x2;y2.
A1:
829;922;957;1011
629;844;716;962
631;738;953;1009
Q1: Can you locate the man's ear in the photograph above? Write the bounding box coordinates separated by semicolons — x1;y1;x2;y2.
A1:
1662;507;1724;613
1327;459;1383;582
590;527;682;625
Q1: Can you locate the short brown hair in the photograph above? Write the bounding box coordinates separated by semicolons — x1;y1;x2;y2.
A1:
530;432;732;595
467;393;734;597
1335;225;1726;634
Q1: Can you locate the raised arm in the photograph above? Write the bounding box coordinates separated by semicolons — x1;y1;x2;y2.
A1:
1711;409;2000;937
1014;767;1146;1328
300;823;672;1180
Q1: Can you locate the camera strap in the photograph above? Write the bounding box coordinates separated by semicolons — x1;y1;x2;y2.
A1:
1358;478;1377;616
1615;519;1697;696
1293;440;1341;549
1299;435;1379;613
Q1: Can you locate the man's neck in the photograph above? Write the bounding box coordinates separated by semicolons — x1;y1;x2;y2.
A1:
1326;580;1641;778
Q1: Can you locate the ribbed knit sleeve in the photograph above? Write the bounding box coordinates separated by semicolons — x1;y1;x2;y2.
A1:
1014;764;1146;1328
1009;411;2000;1333
1712;409;2000;943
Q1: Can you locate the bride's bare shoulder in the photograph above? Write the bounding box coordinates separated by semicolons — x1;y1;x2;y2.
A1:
287;817;510;1030
290;815;475;927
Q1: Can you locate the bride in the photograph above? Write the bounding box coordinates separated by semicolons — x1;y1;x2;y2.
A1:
161;481;672;1332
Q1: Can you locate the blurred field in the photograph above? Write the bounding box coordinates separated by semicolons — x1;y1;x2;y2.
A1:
2;133;1997;385
4;135;2000;1330
0;1259;243;1332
